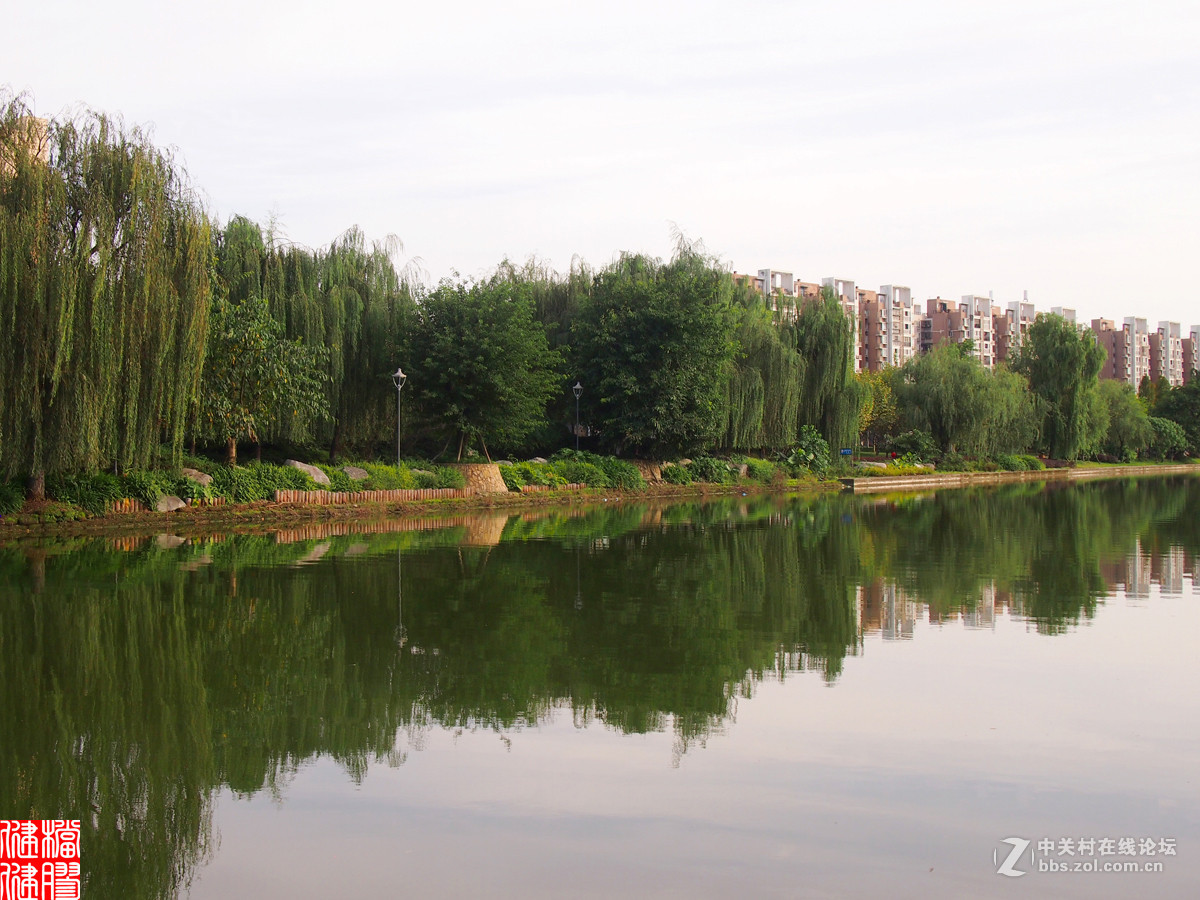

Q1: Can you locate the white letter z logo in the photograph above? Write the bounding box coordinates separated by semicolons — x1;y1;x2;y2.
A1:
995;837;1031;877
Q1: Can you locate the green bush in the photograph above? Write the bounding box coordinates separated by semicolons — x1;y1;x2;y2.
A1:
360;463;416;490
0;481;25;516
938;451;968;472
46;473;125;514
782;425;831;475
661;464;693;485
552;459;610;487
433;466;466;490
1148;417;1189;461
123;470;179;508
743;458;777;483
550;450;645;490
996;454;1023;471
1019;455;1045;471
891;430;938;462
686;457;732;484
209;463;315;502
498;464;525;491
316;464;356;493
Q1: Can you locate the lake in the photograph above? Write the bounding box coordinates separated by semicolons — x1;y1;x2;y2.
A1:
2;477;1198;898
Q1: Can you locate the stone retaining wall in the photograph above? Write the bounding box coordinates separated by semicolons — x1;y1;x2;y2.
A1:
274;488;464;504
841;463;1200;494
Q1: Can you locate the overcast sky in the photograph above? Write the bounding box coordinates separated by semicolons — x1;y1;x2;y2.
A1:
8;0;1200;324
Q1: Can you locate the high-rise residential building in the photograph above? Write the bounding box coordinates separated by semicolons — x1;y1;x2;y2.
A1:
822;277;861;372
857;285;914;371
1149;321;1184;386
960;295;995;368
1125;317;1151;387
1050;306;1077;325
1183;327;1200;382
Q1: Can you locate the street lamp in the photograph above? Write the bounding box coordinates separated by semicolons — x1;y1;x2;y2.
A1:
572;381;583;452
392;367;407;467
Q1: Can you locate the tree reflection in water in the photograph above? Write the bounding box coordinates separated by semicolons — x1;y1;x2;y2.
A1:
1;476;1197;898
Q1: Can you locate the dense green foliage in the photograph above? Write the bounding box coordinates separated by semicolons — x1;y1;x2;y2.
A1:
892;344;1035;456
570;245;737;456
1011;314;1105;460
0;95;212;482
410;278;561;459
4;95;1196;490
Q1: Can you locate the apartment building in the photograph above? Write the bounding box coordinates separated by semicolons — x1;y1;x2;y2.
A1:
961;296;995;368
822;277;862;372
1149;321;1184;387
1183;327;1200;383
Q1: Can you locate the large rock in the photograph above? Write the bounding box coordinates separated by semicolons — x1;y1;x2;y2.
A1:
343;466;369;481
181;467;212;486
285;459;330;486
156;495;186;512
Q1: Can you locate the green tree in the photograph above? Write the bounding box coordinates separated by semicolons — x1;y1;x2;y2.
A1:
411;278;562;460
1011;314;1105;460
1154;378;1200;454
570;245;737;457
785;286;863;451
0;95;212;495
199;296;329;464
1096;378;1152;460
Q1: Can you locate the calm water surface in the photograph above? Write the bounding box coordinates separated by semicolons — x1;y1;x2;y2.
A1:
2;478;1199;898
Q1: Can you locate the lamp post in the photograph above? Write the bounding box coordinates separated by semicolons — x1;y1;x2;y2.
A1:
392;368;407;467
572;381;583;452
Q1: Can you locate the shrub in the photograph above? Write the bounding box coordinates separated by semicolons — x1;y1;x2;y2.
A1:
1019;455;1045;471
316;464;356;493
686;457;732;484
661;464;693;485
209;463;315;502
552;459;610;487
0;481;24;516
1148;417;1189;461
550;450;645;490
782;425;831;475
890;430;938;462
123;470;179;508
743;458;777;483
434;467;466;490
498;464;525;491
938;451;968;472
413;470;439;490
46;473;125;514
996;454;1023;471
360;463;416;491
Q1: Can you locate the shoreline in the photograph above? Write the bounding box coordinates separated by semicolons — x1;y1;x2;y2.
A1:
3;462;1197;545
839;461;1200;493
0;480;833;545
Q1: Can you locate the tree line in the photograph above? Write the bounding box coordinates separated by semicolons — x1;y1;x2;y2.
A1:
3;96;1198;496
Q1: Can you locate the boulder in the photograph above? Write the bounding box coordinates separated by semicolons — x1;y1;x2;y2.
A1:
156;495;186;513
860;461;888;469
733;463;749;477
181;467;212;486
529;457;549;464
285;459;330;486
342;465;369;481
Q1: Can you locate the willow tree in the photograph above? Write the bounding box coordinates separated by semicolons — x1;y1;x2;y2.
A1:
0;95;212;496
1011;314;1105;460
785;286;864;452
721;286;804;452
